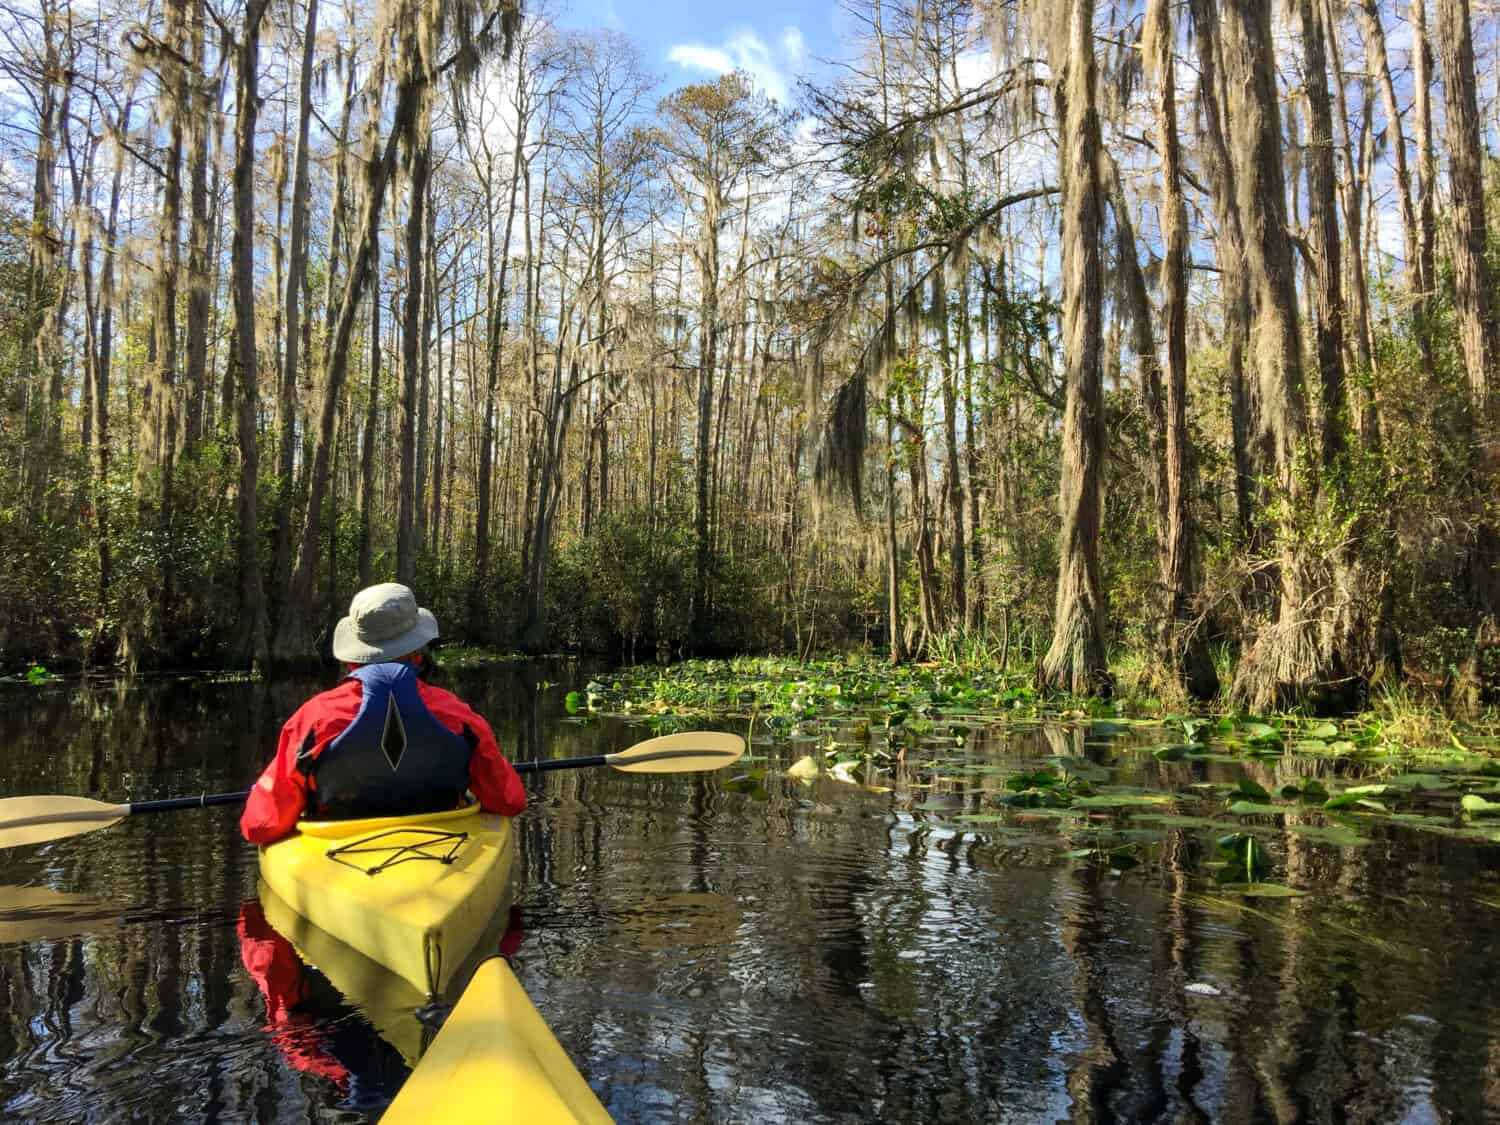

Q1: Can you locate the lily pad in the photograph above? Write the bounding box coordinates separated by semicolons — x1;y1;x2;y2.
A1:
1280;778;1329;801
1385;774;1446;790
1070;792;1174;809
1130;813;1225;830
1284;822;1371;847
1052;755;1110;781
1234;778;1272;801
1220;882;1306;898
786;755;820;781
1228;800;1280;816
1461;794;1500;817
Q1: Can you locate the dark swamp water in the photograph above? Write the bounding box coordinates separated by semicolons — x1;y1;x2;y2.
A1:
3;660;1500;1123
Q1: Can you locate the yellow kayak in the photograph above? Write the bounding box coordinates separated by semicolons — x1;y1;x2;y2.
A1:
257;804;610;1120
257;879;501;1066
258;804;514;997
382;955;612;1124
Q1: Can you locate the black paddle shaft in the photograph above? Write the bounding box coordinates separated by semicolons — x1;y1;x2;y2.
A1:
130;791;252;814
514;755;608;774
124;754;611;814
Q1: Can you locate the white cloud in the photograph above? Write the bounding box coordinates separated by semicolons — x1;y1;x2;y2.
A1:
667;44;736;75
953;48;995;94
667;24;808;106
782;27;806;67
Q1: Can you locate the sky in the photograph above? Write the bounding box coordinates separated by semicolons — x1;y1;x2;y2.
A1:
556;0;851;110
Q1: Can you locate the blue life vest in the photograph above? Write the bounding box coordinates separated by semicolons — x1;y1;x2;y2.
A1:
308;663;473;819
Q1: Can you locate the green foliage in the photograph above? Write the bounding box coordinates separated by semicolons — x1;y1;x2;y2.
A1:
548;506;696;657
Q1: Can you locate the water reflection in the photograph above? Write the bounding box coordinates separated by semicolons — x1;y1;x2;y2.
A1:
2;666;1500;1121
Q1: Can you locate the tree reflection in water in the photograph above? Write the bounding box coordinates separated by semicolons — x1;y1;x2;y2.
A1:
2;663;1500;1121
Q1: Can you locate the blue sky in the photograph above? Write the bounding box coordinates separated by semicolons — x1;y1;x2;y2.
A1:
556;0;848;108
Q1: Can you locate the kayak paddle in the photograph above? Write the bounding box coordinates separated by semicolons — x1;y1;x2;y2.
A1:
0;730;745;849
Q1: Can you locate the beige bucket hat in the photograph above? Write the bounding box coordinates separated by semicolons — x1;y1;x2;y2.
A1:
332;582;440;663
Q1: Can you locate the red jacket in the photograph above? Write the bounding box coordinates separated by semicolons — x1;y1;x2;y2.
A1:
240;678;526;844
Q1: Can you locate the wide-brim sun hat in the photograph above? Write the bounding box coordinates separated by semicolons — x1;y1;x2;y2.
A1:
332;582;440;663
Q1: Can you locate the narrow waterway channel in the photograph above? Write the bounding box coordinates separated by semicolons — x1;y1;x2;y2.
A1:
2;661;1499;1122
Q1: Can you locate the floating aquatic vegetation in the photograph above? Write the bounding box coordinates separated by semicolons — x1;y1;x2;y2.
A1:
589;658;1500;869
1460;794;1500;818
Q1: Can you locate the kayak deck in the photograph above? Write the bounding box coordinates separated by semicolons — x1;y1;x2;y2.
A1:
382;956;613;1124
258;804;514;997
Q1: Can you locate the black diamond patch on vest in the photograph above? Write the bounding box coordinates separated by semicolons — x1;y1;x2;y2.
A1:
381;693;408;771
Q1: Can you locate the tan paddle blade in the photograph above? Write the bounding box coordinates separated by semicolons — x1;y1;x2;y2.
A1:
0;796;130;849
605;731;746;773
0;885;121;943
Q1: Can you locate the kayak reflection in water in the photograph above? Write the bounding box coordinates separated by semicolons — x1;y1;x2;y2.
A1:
238;900;527;1104
239;583;527;844
237;899;390;1101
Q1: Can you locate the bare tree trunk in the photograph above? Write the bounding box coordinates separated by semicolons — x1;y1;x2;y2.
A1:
181;0;211;455
431;282;450;558
444;307;458;559
693;183;721;642
1107;154;1169;590
1325;6;1376;391
228;0;270;669
274;0;320;592
274;71;417;663
1434;0;1500;701
136;16;185;514
142;0;186;651
472;60;526;634
1298;0;1349;468
396;99;432;584
966;263;986;631
932;244;966;629
1327;3;1401;679
1411;0;1439;376
1039;0;1110;696
322;27;356;376
1355;0;1418;325
519;150;540;585
1146;0;1216;699
416;195;435;554
21;0;60;513
898;369;941;655
358;232;381;588
89;91;132;657
883;277;906;664
1435;0;1498;405
1186;0;1257;550
63;71;101;651
1220;0;1337;710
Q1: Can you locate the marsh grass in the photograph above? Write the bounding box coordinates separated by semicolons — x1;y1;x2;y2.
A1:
1367;682;1460;748
925;627;1008;671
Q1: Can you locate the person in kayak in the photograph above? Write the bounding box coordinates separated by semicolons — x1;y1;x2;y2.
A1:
240;582;526;844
